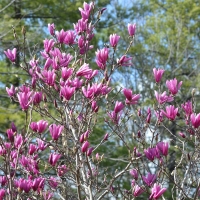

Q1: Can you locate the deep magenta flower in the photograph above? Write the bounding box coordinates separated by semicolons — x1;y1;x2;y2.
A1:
29;144;37;155
153;68;165;83
95;48;109;70
161;105;178;121
166;78;182;95
82;83;102;99
182;101;193;117
156;142;169;156
110;34;120;47
37;139;48;151
79;2;93;20
56;29;67;43
41;69;56;86
57;165;68;176
87;147;93;156
17;91;32;110
49;152;61;166
0;189;5;199
4;48;17;62
127;23;136;36
33;91;43;105
129;169;138;180
154;91;173;105
114;101;124;113
6;85;15;97
142;173;157;187
49;124;64;140
60;85;75;101
76;63;92;77
91;101;99;112
64;30;76;45
43;39;55;52
81;141;90;153
61;68;73;80
14;134;23;149
48;177;58;189
74;18;88;33
107;111;121;124
48;23;55;36
149;183;166;200
123;88;140;104
190;113;200;128
6;129;14;142
117;55;132;66
144;147;159;161
133;185;144;197
32;177;45;191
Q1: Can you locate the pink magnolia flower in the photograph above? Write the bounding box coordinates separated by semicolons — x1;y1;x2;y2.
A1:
37;139;48;151
182;101;193;117
156;142;169;156
142;173;157;187
114;101;124;113
29;144;37;155
14;134;23;149
117;55;132;66
56;29;67;43
48;177;58;189
154;91;173;104
123;88;140;104
190;113;200;128
0;176;7;186
60;86;75;101
0;189;5;199
161;105;178;121
166;78;182;95
87;147;93;156
144;147;160;161
48;23;55;36
107;111;122;124
149;183;166;200
133;185;144;197
57;165;68;176
81;141;90;153
6;85;15;97
49;124;64;140
153;68;165;83
64;30;76;45
95;48;109;70
61;68;73;80
76;63;93;77
91;101;99;112
79;2;93;20
6;129;14;142
17;91;32;110
82;83;102;99
74;18;88;33
4;48;17;62
179;132;186;138
110;34;120;47
130;169;138;180
33;91;43;105
43;39;55;52
127;23;136;36
32;177;45;191
49;152;61;166
41;69;56;86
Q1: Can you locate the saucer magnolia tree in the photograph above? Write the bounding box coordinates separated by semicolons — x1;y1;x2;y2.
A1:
2;2;200;200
